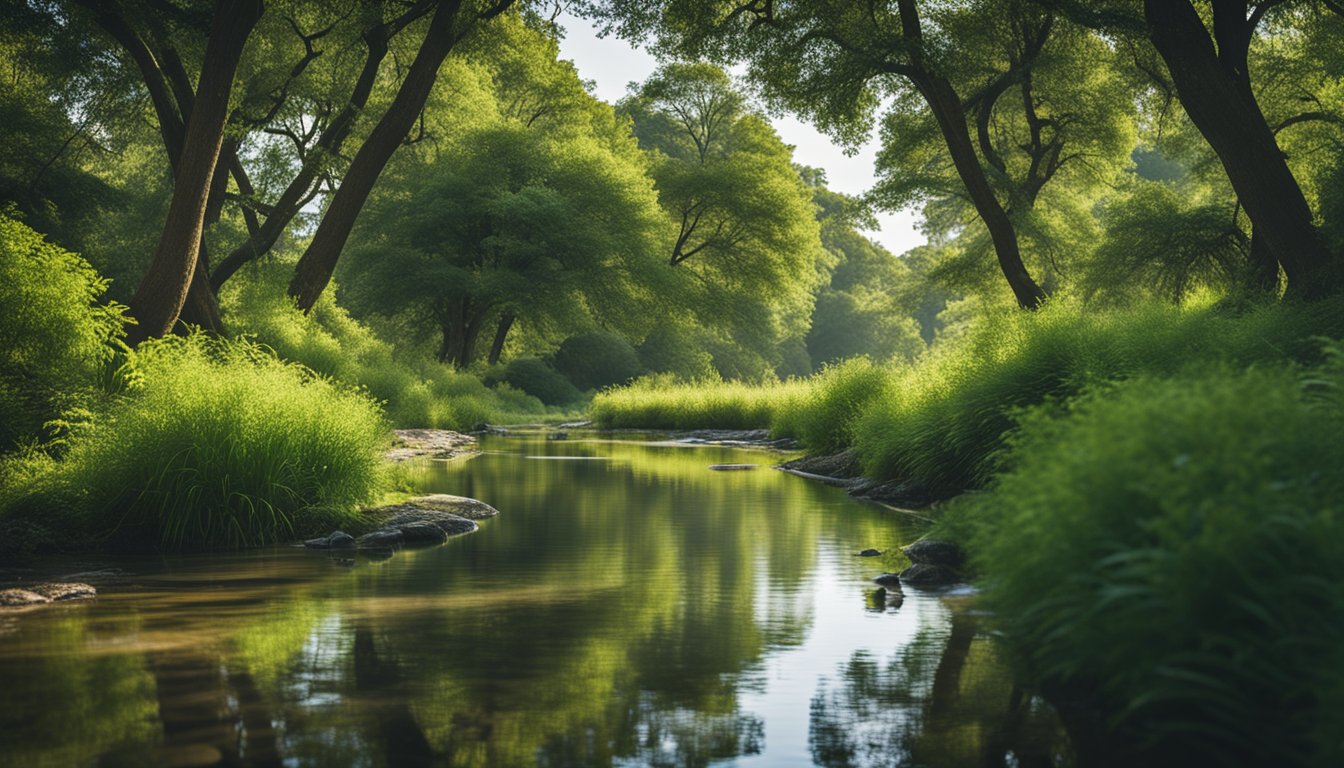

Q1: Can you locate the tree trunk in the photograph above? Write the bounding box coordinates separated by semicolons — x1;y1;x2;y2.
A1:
288;0;467;312
125;0;261;344
918;72;1049;309
1144;0;1336;300
1248;228;1280;294
487;312;515;365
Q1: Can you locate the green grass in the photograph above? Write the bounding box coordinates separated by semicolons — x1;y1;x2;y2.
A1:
962;357;1344;767
590;373;811;430
2;334;390;550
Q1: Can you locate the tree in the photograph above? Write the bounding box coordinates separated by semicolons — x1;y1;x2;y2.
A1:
340;121;664;368
621;62;827;371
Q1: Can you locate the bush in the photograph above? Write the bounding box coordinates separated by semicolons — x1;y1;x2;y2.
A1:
590;374;809;430
500;358;583;406
769;358;890;453
967;362;1344;766
552;331;643;391
4;334;390;550
0;214;128;449
637;325;716;380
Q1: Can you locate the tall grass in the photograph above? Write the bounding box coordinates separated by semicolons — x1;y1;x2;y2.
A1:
4;334;390;550
221;265;546;427
964;357;1344;767
590;374;811;430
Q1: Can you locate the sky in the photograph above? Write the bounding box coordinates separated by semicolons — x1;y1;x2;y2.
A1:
553;12;928;257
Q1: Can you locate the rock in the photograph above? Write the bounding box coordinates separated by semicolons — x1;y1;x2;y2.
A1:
708;464;758;471
0;589;50;607
382;511;478;537
547;432;569;441
357;529;404;549
857;548;882;557
901;539;966;569
849;478;940;507
328;531;356;549
872;573;902;587
30;582;96;601
383;494;499;521
898;563;961;587
472;423;509;436
557;420;593;429
304;536;332;549
386;429;478;462
398;522;449;546
780;450;863;480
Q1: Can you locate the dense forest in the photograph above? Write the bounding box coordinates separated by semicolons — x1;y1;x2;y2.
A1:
2;1;1344;765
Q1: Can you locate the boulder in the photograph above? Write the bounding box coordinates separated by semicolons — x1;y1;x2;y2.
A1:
381;510;479;537
898;563;960;587
857;548;882;557
780;450;863;480
384;494;499;521
901;539;965;569
304;531;356;550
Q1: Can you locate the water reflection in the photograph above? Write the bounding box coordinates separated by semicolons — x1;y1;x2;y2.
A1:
0;436;1064;766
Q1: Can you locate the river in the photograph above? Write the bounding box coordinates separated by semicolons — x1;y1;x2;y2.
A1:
0;434;1065;767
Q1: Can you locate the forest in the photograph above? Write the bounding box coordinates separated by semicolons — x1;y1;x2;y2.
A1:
1;0;1343;766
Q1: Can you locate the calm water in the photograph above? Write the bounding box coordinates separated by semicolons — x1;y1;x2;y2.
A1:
0;435;1065;767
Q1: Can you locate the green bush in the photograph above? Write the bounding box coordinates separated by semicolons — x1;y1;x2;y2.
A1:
0;214;128;449
500;358;583;406
967;362;1344;766
769;358;889;453
5;334;390;550
552;330;644;391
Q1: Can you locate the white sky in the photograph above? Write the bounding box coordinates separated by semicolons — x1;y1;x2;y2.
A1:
554;12;928;256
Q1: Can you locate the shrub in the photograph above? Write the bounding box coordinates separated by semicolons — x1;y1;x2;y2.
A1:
0;214;128;449
769;358;890;453
7;334;391;550
968;363;1344;766
552;331;644;391
501;358;583;406
590;374;809;430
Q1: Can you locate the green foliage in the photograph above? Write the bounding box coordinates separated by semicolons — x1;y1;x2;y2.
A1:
637;324;717;380
968;362;1344;767
0;214;128;450
590;375;809;431
3;334;389;550
552;331;644;392
771;358;890;454
498;358;583;406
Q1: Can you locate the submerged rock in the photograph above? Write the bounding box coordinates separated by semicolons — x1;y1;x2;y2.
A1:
397;522;450;545
357;529;404;550
857;548;882;557
779;450;863;480
547;432;569;441
898;563;961;587
849;478;940;507
708;464;758;471
304;531;356;550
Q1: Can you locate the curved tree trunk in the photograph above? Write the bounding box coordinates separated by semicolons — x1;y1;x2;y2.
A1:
1144;0;1336;300
288;0;468;312
487;312;515;365
125;0;262;344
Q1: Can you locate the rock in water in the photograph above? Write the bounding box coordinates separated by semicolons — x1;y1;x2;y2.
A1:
0;589;50;607
386;494;499;521
901;539;966;569
873;573;902;587
398;522;450;545
357;529;404;549
857;548;882;557
329;531;356;549
708;464;758;471
30;582;96;601
898;563;960;587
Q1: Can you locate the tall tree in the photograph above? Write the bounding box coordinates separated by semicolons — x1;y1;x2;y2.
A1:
124;0;262;343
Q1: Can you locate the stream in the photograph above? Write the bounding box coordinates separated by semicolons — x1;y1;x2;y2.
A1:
0;434;1066;767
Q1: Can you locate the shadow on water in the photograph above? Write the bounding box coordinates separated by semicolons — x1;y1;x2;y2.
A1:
0;435;1068;767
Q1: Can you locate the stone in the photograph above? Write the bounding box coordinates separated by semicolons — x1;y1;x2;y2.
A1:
849;479;940;507
872;573;902;587
708;464;758;471
385;494;499;521
901;539;965;569
328;531;356;549
386;429;478;462
0;589;50;607
398;522;449;546
898;563;960;587
780;450;863;480
357;529;404;549
30;582;96;601
547;432;569;441
382;511;477;537
303;536;332;549
857;549;882;557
